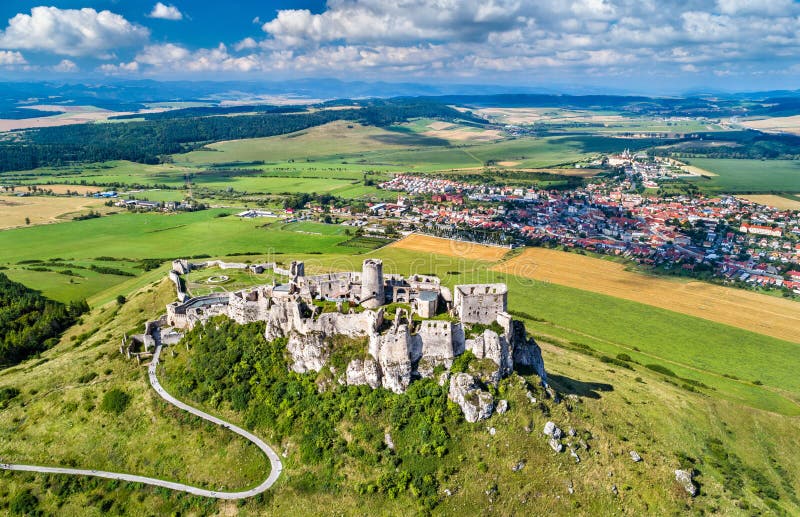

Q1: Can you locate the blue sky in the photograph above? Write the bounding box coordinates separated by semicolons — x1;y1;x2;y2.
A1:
1;1;800;92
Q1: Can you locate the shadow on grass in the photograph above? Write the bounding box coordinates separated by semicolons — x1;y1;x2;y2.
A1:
547;373;614;399
370;127;451;147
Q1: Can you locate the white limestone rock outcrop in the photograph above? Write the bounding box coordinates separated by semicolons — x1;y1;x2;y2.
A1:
675;469;698;497
345;358;382;389
448;373;494;423
287;332;328;373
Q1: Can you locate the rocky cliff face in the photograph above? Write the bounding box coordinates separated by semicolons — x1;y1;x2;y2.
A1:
270;297;547;421
448;373;495;423
512;336;548;385
286;332;329;374
345;358;382;389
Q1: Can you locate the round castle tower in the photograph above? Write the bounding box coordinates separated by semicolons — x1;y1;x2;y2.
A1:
360;259;385;309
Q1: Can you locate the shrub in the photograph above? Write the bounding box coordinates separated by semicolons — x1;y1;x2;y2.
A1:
616;353;632;362
77;372;98;384
645;364;676;377
10;490;39;515
100;388;131;414
116;295;126;305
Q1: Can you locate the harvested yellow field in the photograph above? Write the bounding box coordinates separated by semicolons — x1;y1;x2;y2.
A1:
476;107;624;125
666;158;719;177
739;194;800;210
0;194;106;229
741;115;800;136
26;184;103;195
422;124;503;142
390;234;510;261
427;121;455;130
493;248;800;344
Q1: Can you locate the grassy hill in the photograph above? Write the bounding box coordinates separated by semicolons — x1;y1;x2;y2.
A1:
0;244;798;515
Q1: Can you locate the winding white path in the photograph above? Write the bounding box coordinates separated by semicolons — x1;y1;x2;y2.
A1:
1;344;282;500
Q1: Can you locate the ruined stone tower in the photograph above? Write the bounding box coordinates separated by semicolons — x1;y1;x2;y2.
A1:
289;260;305;279
360;259;385;309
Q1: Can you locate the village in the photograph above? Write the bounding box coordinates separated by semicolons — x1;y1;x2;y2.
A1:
294;151;798;296
374;172;800;294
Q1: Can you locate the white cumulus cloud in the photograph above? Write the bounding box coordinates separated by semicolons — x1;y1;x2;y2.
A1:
53;59;78;72
134;43;263;72
0;50;26;65
99;61;140;74
149;3;184;21
0;7;149;57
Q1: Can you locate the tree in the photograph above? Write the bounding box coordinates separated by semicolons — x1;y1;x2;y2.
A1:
101;388;131;414
24;217;30;225
116;294;126;305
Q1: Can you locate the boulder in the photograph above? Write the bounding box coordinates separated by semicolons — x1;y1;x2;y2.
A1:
496;399;509;414
543;421;562;439
549;438;564;453
675;469;698;497
384;432;395;450
512;335;548;385
630;450;642;462
448;373;494;423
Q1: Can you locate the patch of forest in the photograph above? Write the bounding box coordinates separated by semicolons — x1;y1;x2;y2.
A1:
0;273;88;368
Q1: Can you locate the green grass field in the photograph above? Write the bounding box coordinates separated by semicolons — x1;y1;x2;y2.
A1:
685;158;800;192
0;211;368;302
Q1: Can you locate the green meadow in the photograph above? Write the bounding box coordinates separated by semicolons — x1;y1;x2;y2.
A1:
0;211;368;303
686;157;800;192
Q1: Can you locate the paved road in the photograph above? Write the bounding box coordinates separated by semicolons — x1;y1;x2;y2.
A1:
1;344;282;500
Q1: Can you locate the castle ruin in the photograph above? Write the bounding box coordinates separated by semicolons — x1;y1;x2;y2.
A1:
159;257;547;422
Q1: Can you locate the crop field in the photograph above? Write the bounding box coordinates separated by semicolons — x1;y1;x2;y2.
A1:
684;158;800;192
475;107;625;125
176;121;442;165
738;194;800;210
474;108;725;134
27;184;104;195
495;247;800;345
0;193;107;229
401;118;504;142
389;233;511;261
741;114;800;135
